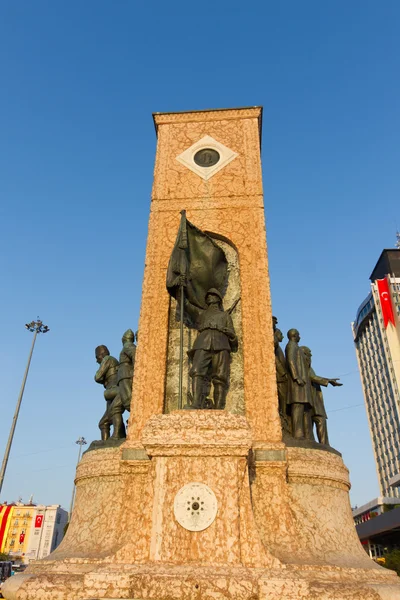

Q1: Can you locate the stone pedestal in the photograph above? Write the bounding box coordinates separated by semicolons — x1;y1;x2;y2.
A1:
4;415;400;598
5;107;400;599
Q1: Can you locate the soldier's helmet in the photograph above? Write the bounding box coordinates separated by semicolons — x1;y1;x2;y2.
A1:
122;329;135;342
205;288;223;304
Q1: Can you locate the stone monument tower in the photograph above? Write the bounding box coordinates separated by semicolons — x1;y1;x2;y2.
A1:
5;107;400;599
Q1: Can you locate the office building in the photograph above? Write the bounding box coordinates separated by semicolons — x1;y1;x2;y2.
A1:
353;498;400;561
352;248;400;497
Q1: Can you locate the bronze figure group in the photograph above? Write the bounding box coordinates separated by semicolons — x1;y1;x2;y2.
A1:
94;329;136;440
274;317;342;446
90;212;341;448
166;212;238;410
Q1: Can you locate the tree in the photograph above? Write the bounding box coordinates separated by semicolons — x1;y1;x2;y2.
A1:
384;550;400;576
0;552;10;561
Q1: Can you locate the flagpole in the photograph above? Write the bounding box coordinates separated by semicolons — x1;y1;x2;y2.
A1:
177;209;187;410
178;283;184;410
0;319;49;497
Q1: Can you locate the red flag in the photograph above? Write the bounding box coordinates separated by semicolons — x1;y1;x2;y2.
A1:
377;278;396;328
19;532;25;544
0;505;12;548
35;515;43;528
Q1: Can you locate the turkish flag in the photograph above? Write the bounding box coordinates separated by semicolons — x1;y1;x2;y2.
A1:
35;515;43;528
19;532;25;544
377;278;396;328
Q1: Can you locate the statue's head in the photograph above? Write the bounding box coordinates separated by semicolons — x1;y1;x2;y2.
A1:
95;345;109;364
272;316;278;331
122;329;135;344
287;328;300;343
301;346;312;367
274;328;284;345
205;288;223;308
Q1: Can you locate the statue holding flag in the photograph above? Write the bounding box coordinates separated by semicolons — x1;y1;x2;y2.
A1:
184;288;238;409
167;211;238;410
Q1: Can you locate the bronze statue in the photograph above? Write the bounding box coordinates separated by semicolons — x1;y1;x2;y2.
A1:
183;287;238;409
274;327;289;418
117;329;136;413
93;329;136;443
301;346;342;445
285;329;313;439
94;345;119;441
166;211;229;409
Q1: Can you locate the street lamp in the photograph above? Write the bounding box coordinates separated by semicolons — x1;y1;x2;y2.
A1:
0;318;49;496
69;437;87;519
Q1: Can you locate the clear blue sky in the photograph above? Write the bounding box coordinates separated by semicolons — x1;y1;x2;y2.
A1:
1;1;399;510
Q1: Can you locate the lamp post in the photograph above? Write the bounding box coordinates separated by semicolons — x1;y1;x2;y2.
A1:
0;318;49;496
69;437;87;519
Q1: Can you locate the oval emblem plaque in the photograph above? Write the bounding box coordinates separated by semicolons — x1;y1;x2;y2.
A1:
193;148;220;167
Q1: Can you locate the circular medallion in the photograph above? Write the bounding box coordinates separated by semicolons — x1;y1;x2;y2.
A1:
193;148;220;167
174;482;218;532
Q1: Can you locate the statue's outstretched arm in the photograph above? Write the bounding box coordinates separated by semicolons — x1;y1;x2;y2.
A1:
310;372;342;387
309;373;330;387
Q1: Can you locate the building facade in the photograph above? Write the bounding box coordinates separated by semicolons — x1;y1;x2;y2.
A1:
0;502;67;564
25;505;68;562
353;499;400;561
1;504;36;560
353;496;400;525
352;249;400;498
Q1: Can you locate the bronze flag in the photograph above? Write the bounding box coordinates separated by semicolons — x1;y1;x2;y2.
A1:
166;211;228;310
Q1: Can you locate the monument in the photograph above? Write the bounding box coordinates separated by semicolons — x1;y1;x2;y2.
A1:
5;107;400;599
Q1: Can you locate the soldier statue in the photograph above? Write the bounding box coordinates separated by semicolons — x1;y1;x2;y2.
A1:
182;287;238;410
301;346;342;445
274;327;289;419
94;345;120;440
117;329;136;413
285;329;313;439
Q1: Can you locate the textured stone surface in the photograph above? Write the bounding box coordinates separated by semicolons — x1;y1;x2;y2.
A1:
252;447;383;571
4;436;400;599
43;447;153;563
129;106;280;445
140;412;278;568
142;410;252;455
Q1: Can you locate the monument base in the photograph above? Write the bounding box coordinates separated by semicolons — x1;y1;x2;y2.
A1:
4;412;400;600
4;562;400;599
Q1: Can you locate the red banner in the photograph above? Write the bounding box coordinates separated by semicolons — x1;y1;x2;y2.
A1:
0;505;12;549
377;278;396;328
19;532;25;544
34;514;43;528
